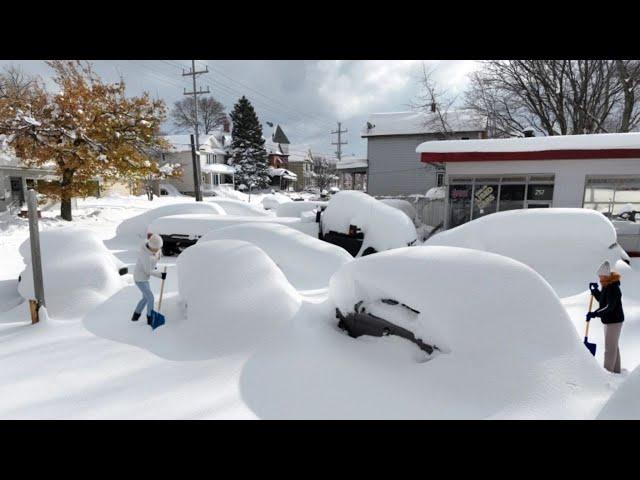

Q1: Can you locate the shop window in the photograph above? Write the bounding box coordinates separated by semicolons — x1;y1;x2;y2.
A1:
527;184;554;201
472;183;498;219
449;184;472;228
499;184;525;211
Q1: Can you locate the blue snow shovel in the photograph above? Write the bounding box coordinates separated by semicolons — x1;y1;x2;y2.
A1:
584;293;597;356
151;267;167;330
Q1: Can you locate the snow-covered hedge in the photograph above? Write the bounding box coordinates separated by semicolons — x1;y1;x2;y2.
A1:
18;227;125;318
199;223;352;290
148;213;319;238
115;202;226;242
321;191;418;256
328;246;608;418
177;239;301;354
426;208;628;297
275;201;328;218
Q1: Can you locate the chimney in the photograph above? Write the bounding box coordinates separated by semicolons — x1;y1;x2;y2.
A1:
523;127;535;138
430;102;437;113
222;117;230;133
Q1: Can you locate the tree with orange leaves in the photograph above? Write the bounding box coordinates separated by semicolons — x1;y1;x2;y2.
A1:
0;61;176;220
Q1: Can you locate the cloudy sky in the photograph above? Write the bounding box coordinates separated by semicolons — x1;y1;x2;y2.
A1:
0;60;479;158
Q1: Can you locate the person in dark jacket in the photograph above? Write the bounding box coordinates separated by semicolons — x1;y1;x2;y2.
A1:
587;261;624;373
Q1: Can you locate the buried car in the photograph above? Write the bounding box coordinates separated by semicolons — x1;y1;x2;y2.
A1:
18;227;128;318
319;191;418;257
147;214;320;256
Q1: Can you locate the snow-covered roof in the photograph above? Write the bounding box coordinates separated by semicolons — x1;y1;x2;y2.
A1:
162;129;231;154
336;156;368;170
269;168;297;180
363;109;488;137
201;163;235;175
417;131;640;154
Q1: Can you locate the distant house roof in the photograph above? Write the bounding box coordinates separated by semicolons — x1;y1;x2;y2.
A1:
336;155;368;170
417;131;640;163
362;109;488;137
162;129;231;155
272;124;290;144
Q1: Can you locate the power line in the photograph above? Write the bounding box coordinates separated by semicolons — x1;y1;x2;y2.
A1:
331;122;348;161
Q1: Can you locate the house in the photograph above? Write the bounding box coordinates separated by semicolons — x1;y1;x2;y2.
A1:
158;122;234;196
416;131;640;229
287;148;314;191
264;123;298;191
336;155;368;191
362;109;488;196
0;151;57;212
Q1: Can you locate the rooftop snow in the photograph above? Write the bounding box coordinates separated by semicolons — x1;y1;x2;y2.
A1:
336;156;368;170
201;163;235;175
363;109;487;137
417;131;640;154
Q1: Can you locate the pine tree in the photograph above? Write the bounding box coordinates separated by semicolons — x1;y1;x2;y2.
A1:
229;96;271;189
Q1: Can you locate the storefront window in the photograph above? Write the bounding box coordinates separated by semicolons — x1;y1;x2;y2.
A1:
527;184;554;201
498;184;525;211
449;184;472;228
472;184;498;219
583;177;640;216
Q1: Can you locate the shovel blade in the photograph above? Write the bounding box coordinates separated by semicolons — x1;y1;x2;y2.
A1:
584;337;597;356
151;311;165;330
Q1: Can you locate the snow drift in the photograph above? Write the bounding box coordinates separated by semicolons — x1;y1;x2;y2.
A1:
115;202;226;242
18;227;125;318
426;208;627;297
321;191;418;256
177;240;301;354
275;201;328;218
597;365;640;419
199;223;352;291
262;193;292;210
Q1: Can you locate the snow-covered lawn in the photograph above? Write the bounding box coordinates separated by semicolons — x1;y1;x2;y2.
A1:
0;193;638;419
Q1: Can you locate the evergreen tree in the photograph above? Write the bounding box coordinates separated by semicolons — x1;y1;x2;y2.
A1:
229;96;271;189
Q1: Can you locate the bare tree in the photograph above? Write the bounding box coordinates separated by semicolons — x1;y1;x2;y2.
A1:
465;60;640;137
0;65;38;102
411;64;460;138
312;154;338;192
170;96;226;134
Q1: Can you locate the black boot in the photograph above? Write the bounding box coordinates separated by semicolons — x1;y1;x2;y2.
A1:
131;312;141;322
147;315;152;326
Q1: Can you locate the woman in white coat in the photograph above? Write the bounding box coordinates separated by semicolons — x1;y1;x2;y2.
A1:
131;234;166;325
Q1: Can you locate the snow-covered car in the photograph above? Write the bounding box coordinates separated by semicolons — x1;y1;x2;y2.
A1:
379;198;418;225
319;191;418;257
18;227;127;318
275;200;328;218
115;202;226;243
327;245;608;418
147;213;320;256
261;193;292;210
199;222;352;290
425;208;629;297
205;198;271;217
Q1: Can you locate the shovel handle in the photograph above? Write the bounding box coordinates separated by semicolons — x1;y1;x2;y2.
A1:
585;293;595;338
158;266;167;313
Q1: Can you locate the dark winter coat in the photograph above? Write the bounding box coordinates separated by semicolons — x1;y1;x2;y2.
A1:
592;274;624;324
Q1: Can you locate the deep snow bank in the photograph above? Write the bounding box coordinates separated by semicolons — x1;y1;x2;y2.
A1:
199;223;352;290
115;202;226;242
426;208;627;297
597;365;640;419
321;191;418;256
18;227;125;318
177;240;301;354
262;193;292;210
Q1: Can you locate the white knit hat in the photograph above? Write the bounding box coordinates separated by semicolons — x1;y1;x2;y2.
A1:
597;261;611;276
147;234;163;250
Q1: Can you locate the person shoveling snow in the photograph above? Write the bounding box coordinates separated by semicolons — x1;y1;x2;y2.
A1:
587;261;625;374
131;234;167;326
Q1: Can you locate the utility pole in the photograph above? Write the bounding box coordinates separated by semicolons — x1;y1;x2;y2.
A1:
27;189;45;323
331;122;348;161
183;60;210;201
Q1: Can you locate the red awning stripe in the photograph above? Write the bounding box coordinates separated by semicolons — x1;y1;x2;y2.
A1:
420;149;640;163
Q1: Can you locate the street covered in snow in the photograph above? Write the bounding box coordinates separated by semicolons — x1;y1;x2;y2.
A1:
1;188;640;419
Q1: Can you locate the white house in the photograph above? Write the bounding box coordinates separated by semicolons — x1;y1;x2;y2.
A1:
417;132;640;229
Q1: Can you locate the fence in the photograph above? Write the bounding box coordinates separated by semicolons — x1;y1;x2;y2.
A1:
374;195;445;227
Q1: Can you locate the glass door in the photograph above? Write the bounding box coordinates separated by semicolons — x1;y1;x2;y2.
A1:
472;183;498;219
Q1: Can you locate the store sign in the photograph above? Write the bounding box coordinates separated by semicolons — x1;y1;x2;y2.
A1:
451;187;470;199
475;185;496;210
